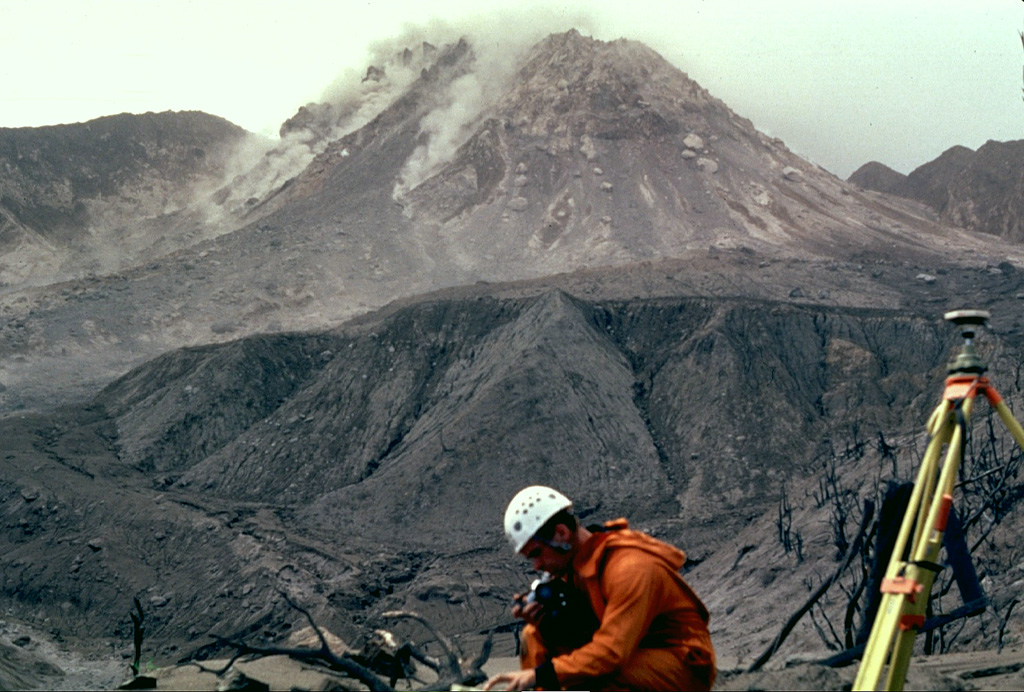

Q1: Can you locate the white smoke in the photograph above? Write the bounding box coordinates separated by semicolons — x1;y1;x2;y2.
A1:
396;71;494;194
198;7;598;224
196;34;446;224
392;9;598;196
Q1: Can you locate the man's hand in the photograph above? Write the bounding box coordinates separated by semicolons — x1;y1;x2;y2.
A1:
482;668;537;691
512;592;545;628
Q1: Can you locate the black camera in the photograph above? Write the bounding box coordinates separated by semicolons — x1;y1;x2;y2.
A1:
516;574;599;648
526;575;571;615
516;573;557;608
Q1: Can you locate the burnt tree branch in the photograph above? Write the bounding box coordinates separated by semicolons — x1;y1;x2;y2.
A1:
747;498;875;672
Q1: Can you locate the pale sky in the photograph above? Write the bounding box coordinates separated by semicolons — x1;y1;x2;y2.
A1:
0;0;1020;178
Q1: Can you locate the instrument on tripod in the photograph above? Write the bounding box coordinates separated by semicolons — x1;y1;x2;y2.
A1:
854;309;1024;691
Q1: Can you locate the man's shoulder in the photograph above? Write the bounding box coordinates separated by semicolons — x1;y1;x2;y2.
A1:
600;530;687;570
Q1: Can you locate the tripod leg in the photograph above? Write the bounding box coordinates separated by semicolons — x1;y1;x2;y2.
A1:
884;414;969;691
858;390;980;691
854;405;953;691
919;398;973;556
992;399;1024;450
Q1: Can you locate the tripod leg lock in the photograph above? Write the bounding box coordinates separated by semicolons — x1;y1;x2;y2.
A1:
899;614;926;632
881;576;924;602
935;494;954;532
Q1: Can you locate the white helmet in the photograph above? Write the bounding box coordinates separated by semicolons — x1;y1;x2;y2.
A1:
503;486;573;554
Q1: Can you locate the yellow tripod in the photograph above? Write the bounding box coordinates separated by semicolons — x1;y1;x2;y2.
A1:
854;309;1024;691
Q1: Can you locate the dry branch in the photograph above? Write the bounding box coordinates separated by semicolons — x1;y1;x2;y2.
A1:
382;610;493;688
129;597;145;679
747;498;875;672
199;597;493;692
203;591;393;691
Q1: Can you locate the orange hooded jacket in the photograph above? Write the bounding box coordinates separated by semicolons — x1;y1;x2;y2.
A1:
520;519;715;691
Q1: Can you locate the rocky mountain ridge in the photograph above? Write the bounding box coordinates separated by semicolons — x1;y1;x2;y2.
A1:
849;139;1024;242
0;111;251;286
3;31;1021;413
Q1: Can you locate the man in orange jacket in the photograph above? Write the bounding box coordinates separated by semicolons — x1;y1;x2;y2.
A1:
484;486;716;691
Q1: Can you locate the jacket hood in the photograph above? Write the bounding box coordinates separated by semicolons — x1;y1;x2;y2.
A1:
575;518;687;579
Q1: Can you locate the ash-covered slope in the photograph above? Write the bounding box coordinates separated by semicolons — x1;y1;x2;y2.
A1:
91;288;983;558
5;276;1024;667
0;112;251;285
2;30;1019;413
850;139;1024;242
